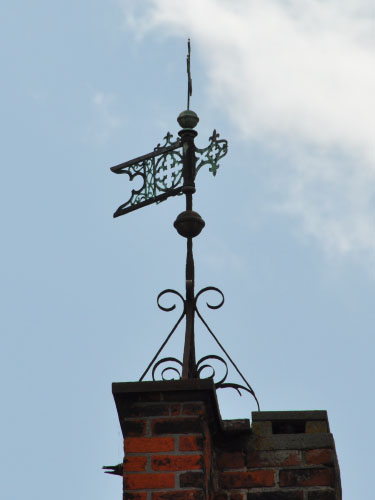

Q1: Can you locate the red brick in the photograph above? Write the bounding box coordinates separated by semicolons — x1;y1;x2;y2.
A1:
306;449;333;465
182;403;205;415
123;420;146;437
247;493;303;500
125;403;169;418
203;429;212;479
152;454;203;471
307;490;336;500
171;404;181;416
152;417;202;435
279;468;334;487
219;470;275;488
231;495;244;500
152;491;204;500
124;493;147;500
217;451;245;469
125;437;174;453
180;471;204;488
247;450;302;468
124;456;147;472
179;435;203;451
124;473;174;490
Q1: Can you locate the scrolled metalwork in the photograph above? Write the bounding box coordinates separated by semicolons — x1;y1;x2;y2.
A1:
152;357;183;381
195;130;228;177
194;285;260;410
140;283;260;410
197;354;228;386
218;382;259;400
157;288;186;312
139;288;186;382
195;286;225;310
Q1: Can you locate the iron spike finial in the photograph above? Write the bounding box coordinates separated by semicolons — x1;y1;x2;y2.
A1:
187;38;192;110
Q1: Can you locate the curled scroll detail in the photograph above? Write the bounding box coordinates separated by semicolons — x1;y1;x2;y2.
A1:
139;285;260;411
152;357;183;381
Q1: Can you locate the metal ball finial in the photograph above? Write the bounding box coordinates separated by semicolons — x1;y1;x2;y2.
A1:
177;110;199;129
174;210;205;238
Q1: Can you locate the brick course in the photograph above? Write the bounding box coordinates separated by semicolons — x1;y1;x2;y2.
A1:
124;437;174;453
279;468;334;487
152;491;204;500
124;473;175;490
152;417;203;435
247;492;303;500
180;471;205;488
246;450;302;468
123;420;146;437
124;493;147;500
306;448;333;465
307;490;336;500
151;454;203;471
179;435;203;451
123;456;146;472
219;470;275;489
217;451;245;469
114;380;341;500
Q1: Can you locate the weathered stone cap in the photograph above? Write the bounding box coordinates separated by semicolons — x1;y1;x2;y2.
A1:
251;410;334;451
252;410;330;433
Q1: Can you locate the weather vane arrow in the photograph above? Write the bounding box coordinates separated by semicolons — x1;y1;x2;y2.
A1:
109;40;259;410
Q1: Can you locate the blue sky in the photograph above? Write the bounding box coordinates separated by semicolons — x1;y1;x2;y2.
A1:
0;1;374;499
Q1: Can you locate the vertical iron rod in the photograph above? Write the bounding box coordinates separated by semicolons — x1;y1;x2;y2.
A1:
180;126;197;379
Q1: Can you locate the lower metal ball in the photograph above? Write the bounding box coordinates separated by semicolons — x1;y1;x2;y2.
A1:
174;210;205;238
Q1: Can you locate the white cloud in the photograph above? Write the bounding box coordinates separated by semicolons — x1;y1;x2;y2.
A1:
121;0;375;261
88;91;122;144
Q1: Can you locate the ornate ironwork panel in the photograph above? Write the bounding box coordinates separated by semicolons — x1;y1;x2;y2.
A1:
111;130;228;218
196;129;228;176
111;133;183;217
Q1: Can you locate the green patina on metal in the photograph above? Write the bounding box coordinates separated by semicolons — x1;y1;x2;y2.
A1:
195;129;228;177
154;133;183;195
111;125;228;217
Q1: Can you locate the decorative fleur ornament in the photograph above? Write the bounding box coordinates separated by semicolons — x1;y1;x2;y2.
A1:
110;40;259;411
196;129;228;177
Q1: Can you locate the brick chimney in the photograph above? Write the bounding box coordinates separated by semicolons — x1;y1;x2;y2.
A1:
112;379;341;500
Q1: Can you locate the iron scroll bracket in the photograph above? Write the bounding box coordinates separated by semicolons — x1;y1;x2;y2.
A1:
139;286;260;411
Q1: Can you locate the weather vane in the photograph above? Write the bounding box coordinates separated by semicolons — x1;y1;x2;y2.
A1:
110;40;259;409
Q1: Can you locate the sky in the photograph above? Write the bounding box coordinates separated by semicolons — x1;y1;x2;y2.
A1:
0;1;374;499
